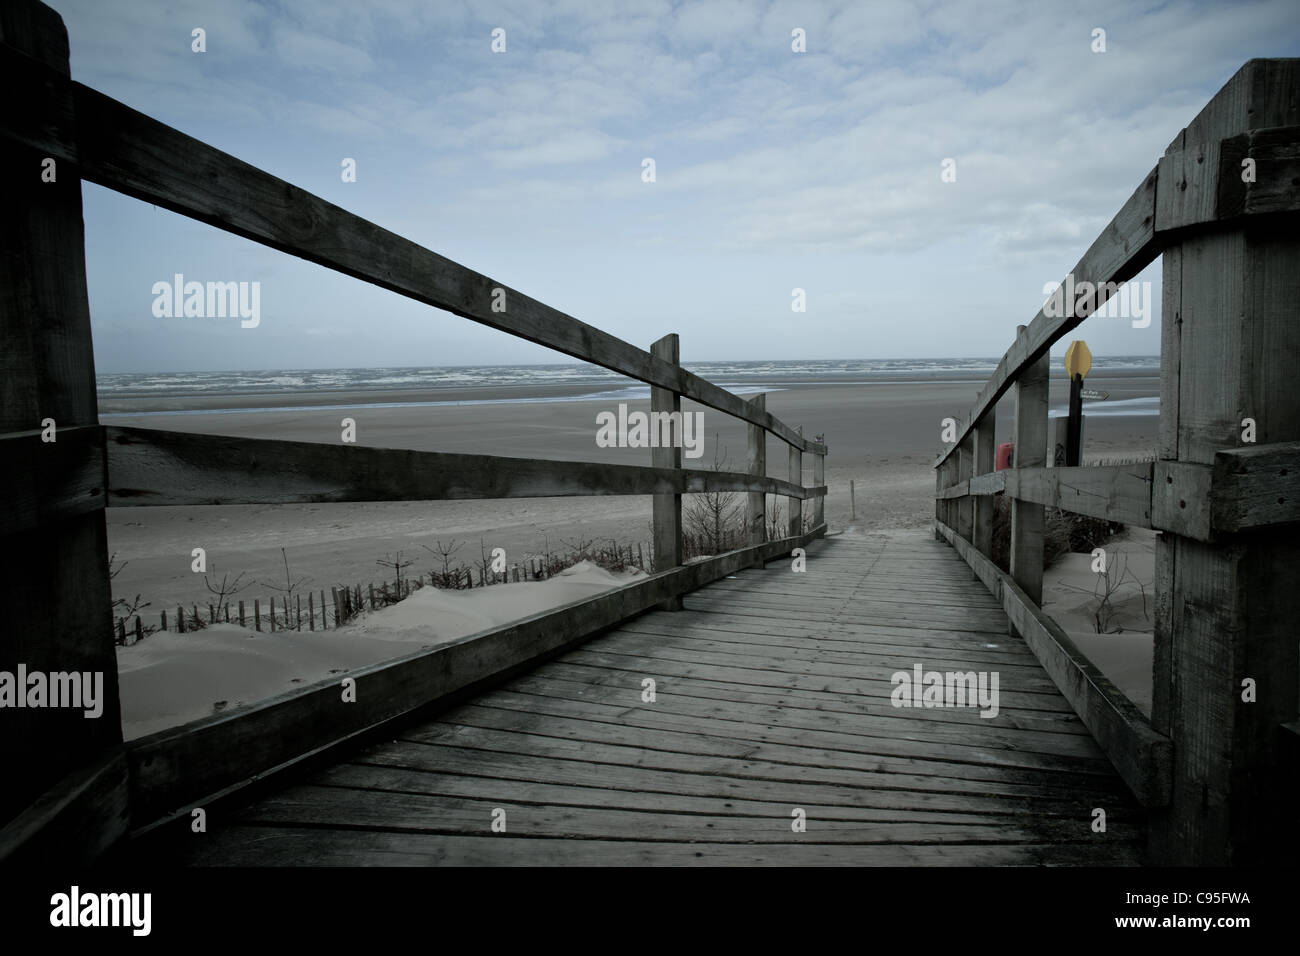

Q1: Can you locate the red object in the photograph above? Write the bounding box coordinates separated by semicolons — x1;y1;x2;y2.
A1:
995;442;1014;471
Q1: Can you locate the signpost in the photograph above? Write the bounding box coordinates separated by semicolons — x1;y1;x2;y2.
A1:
1080;388;1108;401
1063;341;1091;466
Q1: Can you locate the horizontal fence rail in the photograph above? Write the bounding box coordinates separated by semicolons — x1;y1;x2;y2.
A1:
102;427;825;507
932;58;1300;866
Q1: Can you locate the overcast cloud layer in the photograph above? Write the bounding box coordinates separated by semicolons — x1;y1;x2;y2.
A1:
57;0;1300;372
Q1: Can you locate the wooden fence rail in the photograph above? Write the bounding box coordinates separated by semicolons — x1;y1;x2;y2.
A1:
933;58;1300;865
0;0;827;864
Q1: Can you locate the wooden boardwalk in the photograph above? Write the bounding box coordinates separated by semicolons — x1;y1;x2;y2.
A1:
178;531;1143;866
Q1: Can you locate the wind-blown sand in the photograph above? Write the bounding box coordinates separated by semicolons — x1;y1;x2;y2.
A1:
117;561;641;739
1040;528;1157;716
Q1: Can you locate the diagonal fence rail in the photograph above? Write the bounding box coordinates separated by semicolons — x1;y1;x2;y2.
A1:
0;0;827;862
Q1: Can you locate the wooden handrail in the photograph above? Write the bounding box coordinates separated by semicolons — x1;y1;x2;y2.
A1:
0;41;823;457
100;426;825;509
934;130;1300;469
931;58;1300;865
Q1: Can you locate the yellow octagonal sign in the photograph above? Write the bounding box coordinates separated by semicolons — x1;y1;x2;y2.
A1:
1065;340;1091;379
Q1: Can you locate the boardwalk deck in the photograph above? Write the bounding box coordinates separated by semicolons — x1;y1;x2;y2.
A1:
165;530;1144;866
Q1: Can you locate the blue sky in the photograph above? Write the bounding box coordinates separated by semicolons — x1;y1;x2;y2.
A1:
56;0;1300;372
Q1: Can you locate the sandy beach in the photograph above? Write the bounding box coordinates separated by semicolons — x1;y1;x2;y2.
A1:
104;367;1160;613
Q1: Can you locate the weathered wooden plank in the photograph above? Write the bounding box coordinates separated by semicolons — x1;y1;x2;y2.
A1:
558;647;1076;714
685;601;1015;638
1156;136;1225;232
1010;330;1048;607
0;425;105;536
812;445;825;529
787;426;803;538
745;392;766;559
469;687;1113;776
316;762;1117;825
0;0;124;855
936;518;1171;808
956;435;974;542
568;634;1071;698
182;826;1141;866
594;626;1049;675
1004;463;1153;527
528;660;1091;736
615;620;1046;668
1209;441;1300;532
1151;460;1214;539
973;416;996;559
626;605;1033;647
701;580;1003;610
937;479;973;500
500;672;1105;758
103;426;820;505
1154;125;1300;226
236;784;1139;845
1237;125;1300;217
402;715;1125;798
357;738;1097;816
650;334;683;587
683;592;1011;630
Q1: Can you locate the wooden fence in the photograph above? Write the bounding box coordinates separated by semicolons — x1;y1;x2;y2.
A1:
0;1;826;863
117;543;657;642
933;59;1300;865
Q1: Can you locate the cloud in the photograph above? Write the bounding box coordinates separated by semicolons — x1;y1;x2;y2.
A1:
54;0;1300;369
273;29;375;75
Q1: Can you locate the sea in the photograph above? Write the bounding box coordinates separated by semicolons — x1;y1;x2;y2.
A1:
97;357;1161;412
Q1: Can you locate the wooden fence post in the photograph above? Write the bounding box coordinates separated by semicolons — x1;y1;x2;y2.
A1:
933;466;942;539
1009;325;1049;613
787;426;802;539
254;599;261;632
1149;59;1300;865
0;0;128;861
973;413;996;560
812;440;825;531
745;392;767;567
650;334;683;610
956;433;974;543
